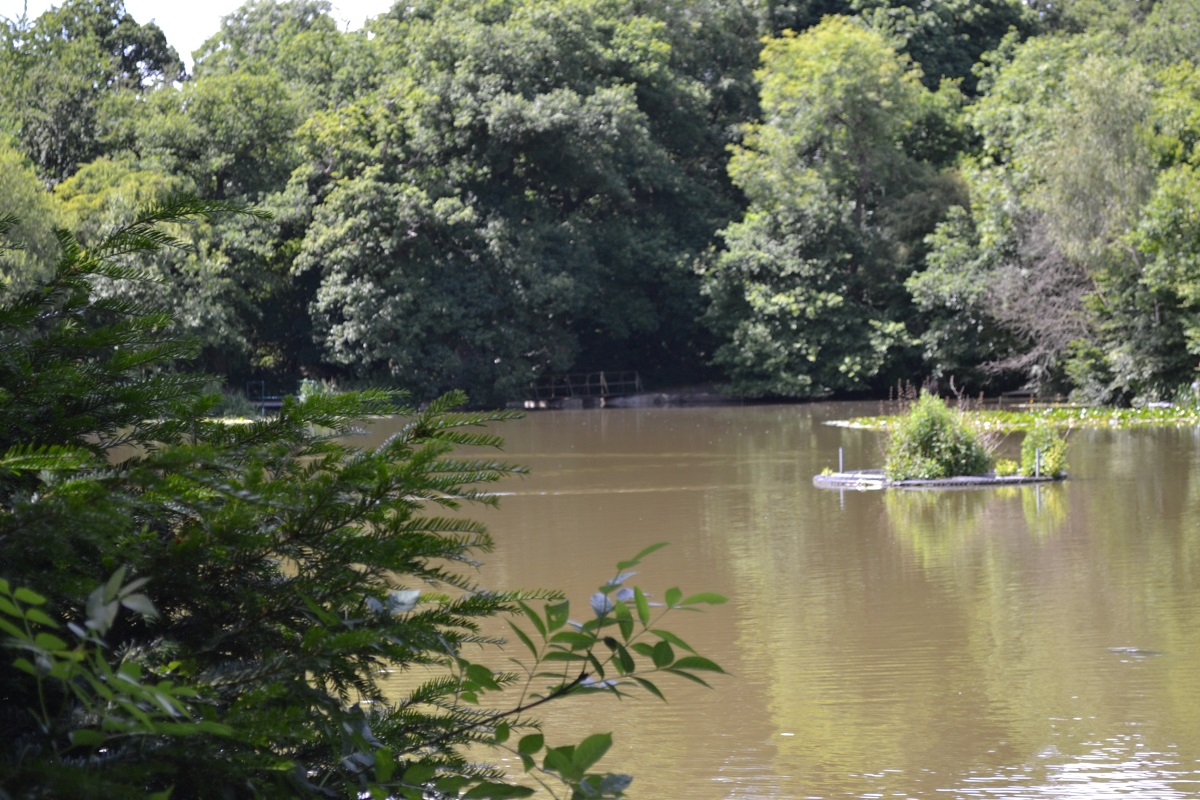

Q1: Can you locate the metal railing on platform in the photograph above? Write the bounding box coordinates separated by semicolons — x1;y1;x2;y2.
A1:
529;371;642;400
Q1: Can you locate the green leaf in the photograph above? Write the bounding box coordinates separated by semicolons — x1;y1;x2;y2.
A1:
518;733;544;755
680;592;728;606
374;748;395;783
402;762;436;784
650;629;696;653
613;602;633;642
466;663;500;690
33;632;69;651
664;587;682;607
23;608;57;628
506;620;540;660
543;746;580;781
632;676;666;701
463;782;535;799
494;722;510;744
12;587;47;606
545;600;570;632
616;542;669;571
634;587;651;627
651;640;674;668
572;733;613;773
549;631;596;649
670;656;724;673
516;601;547;639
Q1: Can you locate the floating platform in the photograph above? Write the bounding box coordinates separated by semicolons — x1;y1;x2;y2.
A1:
813;469;1064;491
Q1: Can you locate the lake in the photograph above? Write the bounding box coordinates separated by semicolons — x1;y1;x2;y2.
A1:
367;402;1200;799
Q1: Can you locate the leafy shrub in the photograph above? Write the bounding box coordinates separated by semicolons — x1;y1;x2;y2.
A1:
1020;424;1069;477
884;391;992;480
0;203;724;799
994;458;1019;477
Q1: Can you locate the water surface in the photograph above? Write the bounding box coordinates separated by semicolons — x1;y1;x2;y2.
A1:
370;403;1200;799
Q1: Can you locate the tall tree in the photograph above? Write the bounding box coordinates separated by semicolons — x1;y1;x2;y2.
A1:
702;16;963;398
0;0;182;184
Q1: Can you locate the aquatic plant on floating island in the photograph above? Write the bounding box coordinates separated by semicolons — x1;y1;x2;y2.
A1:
883;391;1067;481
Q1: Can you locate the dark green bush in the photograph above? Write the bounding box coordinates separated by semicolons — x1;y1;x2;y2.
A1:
884;391;992;480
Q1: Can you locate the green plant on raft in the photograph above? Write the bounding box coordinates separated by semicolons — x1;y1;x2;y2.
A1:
1020;424;1069;477
994;458;1019;477
884;391;993;480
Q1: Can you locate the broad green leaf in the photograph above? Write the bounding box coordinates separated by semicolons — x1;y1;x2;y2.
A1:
466;663;500;690
374;748;395;782
571;733;612;773
12;587;47;606
651;640;674;668
543;747;580;781
545;601;570;632
664;587;682;607
24;608;58;627
680;592;728;606
33;631;68;651
402;762;436;784
494;722;510;744
518;733;544;755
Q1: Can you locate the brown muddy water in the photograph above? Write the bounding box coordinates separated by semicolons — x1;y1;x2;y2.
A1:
362;402;1200;799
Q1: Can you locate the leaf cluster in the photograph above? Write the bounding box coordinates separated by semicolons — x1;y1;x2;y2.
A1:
0;203;726;799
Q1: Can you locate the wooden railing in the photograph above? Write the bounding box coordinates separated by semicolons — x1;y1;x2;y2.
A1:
530;371;642;400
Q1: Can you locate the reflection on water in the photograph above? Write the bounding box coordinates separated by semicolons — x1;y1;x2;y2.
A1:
362;404;1200;799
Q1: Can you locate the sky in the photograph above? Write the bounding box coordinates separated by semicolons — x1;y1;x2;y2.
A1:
2;1;396;68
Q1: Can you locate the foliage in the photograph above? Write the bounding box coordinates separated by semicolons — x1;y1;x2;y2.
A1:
994;458;1018;477
703;16;961;398
0;204;724;799
1019;425;1069;477
884;391;993;480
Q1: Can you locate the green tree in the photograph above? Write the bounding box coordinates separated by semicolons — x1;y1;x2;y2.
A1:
703;16;962;397
0;202;725;797
0;0;182;184
290;0;743;402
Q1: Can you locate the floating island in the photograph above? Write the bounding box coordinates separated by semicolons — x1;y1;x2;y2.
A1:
813;468;1064;491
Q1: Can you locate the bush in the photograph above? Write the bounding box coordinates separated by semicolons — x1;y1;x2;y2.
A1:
1020;424;1069;477
0;203;724;799
994;458;1019;477
884;391;993;480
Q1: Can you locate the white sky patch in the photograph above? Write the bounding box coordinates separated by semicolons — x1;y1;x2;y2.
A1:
2;0;396;69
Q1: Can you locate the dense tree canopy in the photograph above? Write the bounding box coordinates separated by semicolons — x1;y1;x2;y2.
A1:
3;0;1200;404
